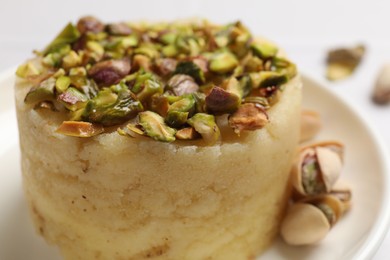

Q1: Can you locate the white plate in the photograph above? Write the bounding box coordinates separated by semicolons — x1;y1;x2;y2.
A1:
0;70;389;260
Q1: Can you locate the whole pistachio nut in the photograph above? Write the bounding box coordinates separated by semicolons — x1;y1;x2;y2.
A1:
372;64;390;105
77;16;105;34
187;113;220;145
139;111;176;142
56;121;104;137
88;59;131;86
209;51;238;74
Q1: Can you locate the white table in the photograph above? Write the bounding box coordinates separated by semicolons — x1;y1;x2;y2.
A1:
1;0;389;258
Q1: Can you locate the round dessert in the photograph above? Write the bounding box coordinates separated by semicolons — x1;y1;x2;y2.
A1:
15;17;302;259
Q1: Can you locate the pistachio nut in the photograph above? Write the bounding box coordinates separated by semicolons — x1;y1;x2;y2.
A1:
280;195;346;246
24;77;56;105
174;61;205;84
16;61;40;78
77;16;104;34
155;58;178;76
291;141;344;197
56;121;104;137
43;23;80;55
168;74;199;96
139;111;176;142
209;51;238;74
326;44;365;81
205;86;240;114
88;59;131;86
228;103;269;134
372;64;390;105
106;22;132;36
250;41;278;59
175;127;200;140
187;113;220;145
300;109;322;143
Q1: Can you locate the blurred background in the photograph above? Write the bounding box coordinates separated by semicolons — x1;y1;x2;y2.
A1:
0;0;389;259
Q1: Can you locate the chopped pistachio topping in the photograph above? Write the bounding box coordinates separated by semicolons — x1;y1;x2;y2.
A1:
17;17;297;144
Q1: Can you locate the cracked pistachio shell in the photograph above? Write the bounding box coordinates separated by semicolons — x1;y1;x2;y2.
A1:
56;121;104;137
330;180;352;212
205;86;241;115
187;113;220;145
300;109;322;143
280;203;330;246
250;41;278;59
24;77;56;105
139;111;176;142
291;141;344;197
209;52;238;74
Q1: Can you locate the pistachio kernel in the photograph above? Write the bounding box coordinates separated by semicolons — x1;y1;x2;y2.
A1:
228;103;269;134
56;121;104;137
139;111;176;142
88;59;131;86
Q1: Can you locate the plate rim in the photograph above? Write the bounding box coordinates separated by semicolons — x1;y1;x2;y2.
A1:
1;68;390;259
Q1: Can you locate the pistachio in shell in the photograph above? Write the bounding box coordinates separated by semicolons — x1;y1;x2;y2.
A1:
88;59;131;86
209;51;238;74
139;111;176;142
280;195;346;246
56;121;104;137
228;103;269;135
291;141;344;198
326;44;365;81
187;113;220;145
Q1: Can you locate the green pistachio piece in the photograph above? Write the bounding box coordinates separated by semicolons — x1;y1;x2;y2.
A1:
168;74;199;96
69;67;87;76
174;61;205;84
134;44;159;59
42;44;71;67
205;85;240;114
160;32;177;45
150;94;169;117
56;121;104;137
24;77;56;105
242;96;270;109
139;111;176;142
250;41;278;59
58;87;88;111
43;23;80;55
222;77;243;99
16;62;39;78
53;68;66;78
175;127;200;140
176;35;202;56
244;56;263;72
129;71;164;104
258;71;288;88
239;75;252;98
55;76;71;93
192;92;206;113
62;50;82;69
165;110;189;128
119;35;139;48
209;52;238;74
82;90;143;126
93;88;118;107
187;113;220;145
272;57;297;79
162;45;178;57
165;95;196;127
86;41;105;61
